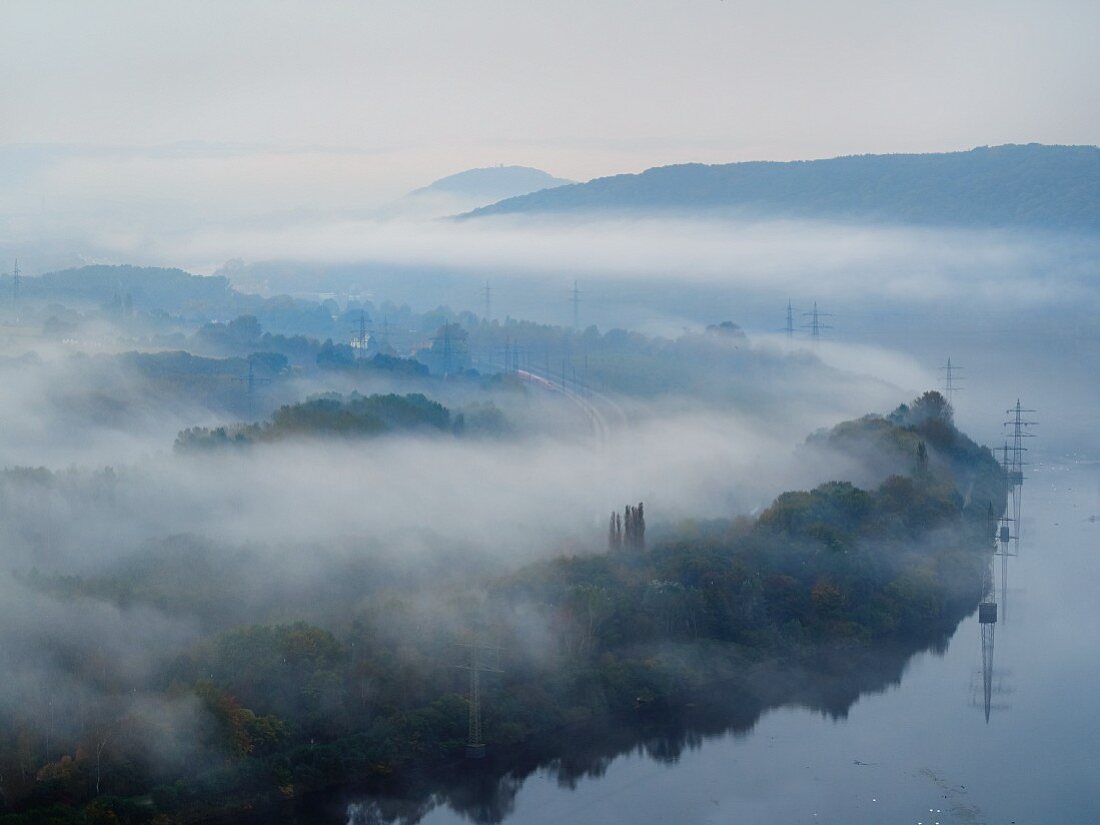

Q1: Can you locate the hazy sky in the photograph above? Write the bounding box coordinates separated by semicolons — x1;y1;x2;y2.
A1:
3;0;1099;195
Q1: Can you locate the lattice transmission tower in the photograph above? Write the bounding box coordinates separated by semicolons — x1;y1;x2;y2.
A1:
456;638;503;759
939;358;963;406
802;302;833;341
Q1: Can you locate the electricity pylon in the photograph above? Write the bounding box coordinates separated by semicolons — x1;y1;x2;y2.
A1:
351;310;371;357
939;358;962;406
1004;400;1037;548
233;358;272;419
978;595;998;723
456;639;503;759
802;302;833;341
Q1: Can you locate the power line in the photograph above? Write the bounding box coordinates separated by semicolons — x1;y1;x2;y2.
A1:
939;357;963;404
431;324;468;376
1003;400;1037;550
500;335;521;373
232;357;272;419
1003;400;1037;487
350;310;371;357
978;597;997;723
802;301;833;341
455;639;503;759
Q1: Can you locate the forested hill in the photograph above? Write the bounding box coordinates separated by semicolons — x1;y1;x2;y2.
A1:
462;144;1100;232
4;264;232;308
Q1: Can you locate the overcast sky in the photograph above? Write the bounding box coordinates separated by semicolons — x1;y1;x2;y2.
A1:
4;1;1098;185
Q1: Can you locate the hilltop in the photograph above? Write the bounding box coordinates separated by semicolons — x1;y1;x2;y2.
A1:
410;165;573;202
379;165;576;217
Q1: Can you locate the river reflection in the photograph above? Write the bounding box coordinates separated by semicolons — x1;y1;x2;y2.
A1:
332;637;957;825
263;460;1098;825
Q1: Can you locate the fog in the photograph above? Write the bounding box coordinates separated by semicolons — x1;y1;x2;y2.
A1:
0;165;1096;821
0;332;906;566
0;210;1090;576
0;297;932;797
8;209;1097;459
188;217;1099;306
178;212;1098;455
8;209;1099;311
2;0;1098;816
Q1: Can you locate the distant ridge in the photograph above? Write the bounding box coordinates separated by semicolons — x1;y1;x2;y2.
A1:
410;165;573;203
461;144;1100;232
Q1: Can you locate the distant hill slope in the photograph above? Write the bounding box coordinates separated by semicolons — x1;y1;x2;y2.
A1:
410;165;573;202
462;144;1100;231
4;264;232;308
378;165;573;219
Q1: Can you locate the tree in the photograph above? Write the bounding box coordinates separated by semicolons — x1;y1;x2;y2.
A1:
227;315;263;344
909;390;953;426
248;351;289;375
608;512;622;550
316;339;356;370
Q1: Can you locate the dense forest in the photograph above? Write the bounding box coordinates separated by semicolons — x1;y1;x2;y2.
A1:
0;392;1006;823
175;392;506;449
